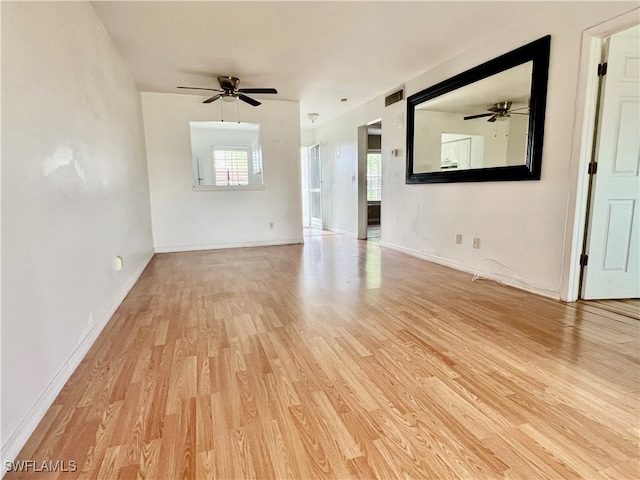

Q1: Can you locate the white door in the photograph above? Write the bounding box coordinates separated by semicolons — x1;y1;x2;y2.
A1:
309;144;323;229
583;26;640;299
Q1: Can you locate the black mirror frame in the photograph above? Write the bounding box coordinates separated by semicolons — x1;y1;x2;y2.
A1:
406;35;551;184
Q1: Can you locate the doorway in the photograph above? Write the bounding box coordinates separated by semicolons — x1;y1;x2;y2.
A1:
580;23;639;302
357;119;383;241
302;143;323;230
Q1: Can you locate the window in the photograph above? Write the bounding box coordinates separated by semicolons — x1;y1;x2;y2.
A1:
213;148;249;186
189;121;264;190
252;139;263;174
367;152;382;201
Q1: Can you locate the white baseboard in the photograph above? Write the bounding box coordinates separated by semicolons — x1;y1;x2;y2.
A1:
379;241;560;301
329;228;358;239
154;238;304;254
379;240;477;273
0;250;155;471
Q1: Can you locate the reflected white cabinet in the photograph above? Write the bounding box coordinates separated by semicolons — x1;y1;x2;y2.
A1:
441;137;471;169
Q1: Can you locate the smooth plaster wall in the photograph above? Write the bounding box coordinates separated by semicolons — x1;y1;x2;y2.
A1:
313;2;636;299
142;93;303;251
313;99;383;236
1;2;154;464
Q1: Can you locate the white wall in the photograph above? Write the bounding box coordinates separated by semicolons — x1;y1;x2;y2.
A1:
142;93;303;251
312;2;636;299
1;1;154;465
313;98;384;236
301;128;316;148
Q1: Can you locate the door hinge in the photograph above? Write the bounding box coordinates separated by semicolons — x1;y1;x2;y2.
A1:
597;62;608;76
588;162;598;175
580;254;589;266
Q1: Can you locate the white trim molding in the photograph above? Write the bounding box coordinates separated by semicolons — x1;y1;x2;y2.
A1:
380;241;561;301
329;228;358;239
154;238;304;254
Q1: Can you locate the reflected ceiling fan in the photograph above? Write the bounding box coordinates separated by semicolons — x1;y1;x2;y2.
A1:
463;101;529;122
177;76;277;106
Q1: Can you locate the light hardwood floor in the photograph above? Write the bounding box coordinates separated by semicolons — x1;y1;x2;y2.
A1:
7;235;640;479
583;299;640;321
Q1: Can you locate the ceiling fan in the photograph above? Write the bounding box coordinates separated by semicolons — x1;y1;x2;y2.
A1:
463;101;529;122
177;76;277;106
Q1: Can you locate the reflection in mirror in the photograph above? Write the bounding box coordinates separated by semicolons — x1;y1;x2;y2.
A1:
413;62;532;173
189;121;263;189
406;35;550;184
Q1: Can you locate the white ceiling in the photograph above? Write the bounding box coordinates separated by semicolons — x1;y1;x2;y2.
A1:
91;1;550;127
417;61;532;114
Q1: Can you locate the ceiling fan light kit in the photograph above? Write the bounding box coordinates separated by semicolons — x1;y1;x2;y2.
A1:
177;75;278;107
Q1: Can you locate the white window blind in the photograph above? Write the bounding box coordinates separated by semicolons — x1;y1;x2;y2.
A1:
213;148;249;186
367;152;382;201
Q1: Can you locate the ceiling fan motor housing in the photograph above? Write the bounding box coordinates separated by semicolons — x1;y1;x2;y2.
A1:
218;76;240;92
493;101;512;111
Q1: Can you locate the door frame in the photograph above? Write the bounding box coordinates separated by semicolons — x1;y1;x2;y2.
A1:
566;9;639;301
357;125;368;240
357;118;383;240
308;143;323;229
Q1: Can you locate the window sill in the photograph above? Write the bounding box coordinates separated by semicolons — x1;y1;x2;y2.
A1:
192;185;265;192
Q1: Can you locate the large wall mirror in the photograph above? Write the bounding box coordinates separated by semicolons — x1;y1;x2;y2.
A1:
190;121;264;190
406;36;550;184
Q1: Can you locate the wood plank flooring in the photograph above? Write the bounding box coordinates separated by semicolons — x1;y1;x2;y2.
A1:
581;299;640;321
6;235;640;479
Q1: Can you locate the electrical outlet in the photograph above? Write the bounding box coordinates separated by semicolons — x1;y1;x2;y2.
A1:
269;221;274;229
455;234;462;245
473;237;480;249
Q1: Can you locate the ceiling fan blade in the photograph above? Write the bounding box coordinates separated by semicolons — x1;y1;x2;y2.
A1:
487;114;498;123
510;112;530;115
177;86;221;92
238;88;278;94
203;94;221;104
509;106;529;112
464;113;494;120
239;94;261;107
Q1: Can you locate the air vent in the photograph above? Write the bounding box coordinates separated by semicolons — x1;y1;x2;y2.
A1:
385;89;404;107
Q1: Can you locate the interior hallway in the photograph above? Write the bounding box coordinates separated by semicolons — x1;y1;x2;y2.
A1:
7;235;639;479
